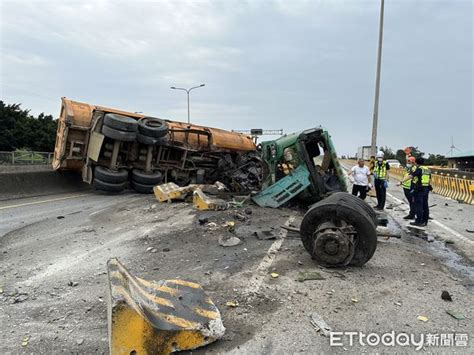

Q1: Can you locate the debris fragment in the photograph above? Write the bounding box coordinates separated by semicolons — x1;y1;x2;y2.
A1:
297;271;325;282
254;229;276;240
162;248;170;252
146;247;153;252
244;208;252;215
206;222;218;230
466;229;474;233
426;236;434;242
351;298;359;303
376;226;401;239
198;216;209;225
270;272;279;278
224;221;235;232
394;302;402;307
21;336;29;347
310;312;331;337
420;263;425;266
417;315;429;322
68;281;79;287
76;338;84;345
441;291;452;301
57;216;65;219
107;258;225;353
226;301;239;308
218;235;242;247
446;310;465;320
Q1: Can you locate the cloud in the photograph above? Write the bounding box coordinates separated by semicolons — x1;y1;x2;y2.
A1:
0;0;472;155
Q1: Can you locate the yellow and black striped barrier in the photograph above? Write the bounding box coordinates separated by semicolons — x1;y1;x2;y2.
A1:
389;167;473;205
107;258;225;354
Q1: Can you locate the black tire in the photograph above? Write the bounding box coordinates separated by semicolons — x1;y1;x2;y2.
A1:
93;178;127;193
131;180;154;194
300;199;377;267
94;166;128;183
131;169;163;185
138;117;168;138
104;113;138;132
137;133;159;145
102;124;137;142
325;192;377;225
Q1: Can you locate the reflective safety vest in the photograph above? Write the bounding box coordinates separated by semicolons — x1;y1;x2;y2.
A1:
412;166;431;187
402;166;415;189
374;161;387;180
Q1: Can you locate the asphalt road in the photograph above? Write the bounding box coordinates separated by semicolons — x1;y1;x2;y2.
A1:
1;189;473;354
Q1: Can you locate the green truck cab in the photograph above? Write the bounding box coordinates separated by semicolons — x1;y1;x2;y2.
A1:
254;127;377;268
254;127;347;208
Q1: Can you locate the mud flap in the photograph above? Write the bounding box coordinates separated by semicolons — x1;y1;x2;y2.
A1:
107;258;225;354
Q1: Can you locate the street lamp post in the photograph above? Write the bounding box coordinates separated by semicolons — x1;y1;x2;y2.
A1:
371;0;385;156
170;84;205;124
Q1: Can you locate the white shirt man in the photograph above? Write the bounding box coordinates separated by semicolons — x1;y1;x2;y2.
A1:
348;160;372;200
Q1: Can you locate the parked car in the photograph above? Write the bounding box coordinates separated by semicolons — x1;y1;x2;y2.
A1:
386;159;401;168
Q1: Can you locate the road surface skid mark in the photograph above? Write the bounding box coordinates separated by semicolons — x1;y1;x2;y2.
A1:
107;258;225;354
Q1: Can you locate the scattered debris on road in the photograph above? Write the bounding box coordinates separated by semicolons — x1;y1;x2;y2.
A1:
446;310;465;320
417;315;429;322
310;312;331;337
441;290;453;301
297;271;325;282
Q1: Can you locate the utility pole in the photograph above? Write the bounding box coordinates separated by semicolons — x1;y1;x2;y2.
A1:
371;0;385;156
170;84;205;124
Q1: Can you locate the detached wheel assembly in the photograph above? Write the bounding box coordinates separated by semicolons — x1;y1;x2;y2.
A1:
300;193;377;267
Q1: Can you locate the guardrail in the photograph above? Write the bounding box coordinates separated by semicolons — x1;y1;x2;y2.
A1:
0;151;54;165
390;167;473;205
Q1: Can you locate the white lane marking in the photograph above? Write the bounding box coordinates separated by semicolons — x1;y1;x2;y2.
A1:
0;193;90;211
245;216;295;294
386;191;474;246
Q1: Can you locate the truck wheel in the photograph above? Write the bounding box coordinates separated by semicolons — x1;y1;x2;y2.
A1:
138;117;168;138
131;169;163;185
94;166;128;183
325;192;377;225
131;180;154;194
93;178;127;193
102;125;137;142
104;113;138;132
137;133;160;145
300;199;377;267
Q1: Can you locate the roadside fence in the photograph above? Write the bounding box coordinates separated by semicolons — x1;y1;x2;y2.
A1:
0;151;54;165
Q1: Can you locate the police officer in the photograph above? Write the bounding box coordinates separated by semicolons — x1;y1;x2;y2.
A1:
398;156;416;219
403;157;431;226
373;151;390;210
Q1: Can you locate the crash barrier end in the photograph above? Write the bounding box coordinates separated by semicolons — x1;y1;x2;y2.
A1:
107;258;225;354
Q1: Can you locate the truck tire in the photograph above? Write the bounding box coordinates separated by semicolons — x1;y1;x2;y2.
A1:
93;178;127;193
131;180;154;194
104;113;138;132
325;192;377;225
102;124;137;142
138;117;168;138
300;199;377;267
137;133;160;145
131;169;163;185
94;166;128;183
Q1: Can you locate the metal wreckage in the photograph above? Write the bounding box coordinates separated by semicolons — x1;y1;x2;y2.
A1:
53;98;379;353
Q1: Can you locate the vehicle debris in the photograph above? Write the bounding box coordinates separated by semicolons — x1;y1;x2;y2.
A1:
218;235;242;247
254;228;277;240
297;271;325;282
226;301;239;308
310;312;331;336
446;310;465;320
270;272;279;278
441;290;453;301
107;258;225;354
417;315;429;322
67;281;79;287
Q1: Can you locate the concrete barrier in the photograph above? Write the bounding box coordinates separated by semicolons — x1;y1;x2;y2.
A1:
0;166;90;201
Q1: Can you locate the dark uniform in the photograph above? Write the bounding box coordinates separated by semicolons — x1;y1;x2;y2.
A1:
373;160;390;209
402;165;416;218
411;166;431;225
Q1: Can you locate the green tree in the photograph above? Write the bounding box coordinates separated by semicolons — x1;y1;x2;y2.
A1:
395;149;406;165
425;154;448;166
0;101;57;151
380;146;395;159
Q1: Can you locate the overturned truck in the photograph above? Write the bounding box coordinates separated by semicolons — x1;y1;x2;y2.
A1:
53;98;377;267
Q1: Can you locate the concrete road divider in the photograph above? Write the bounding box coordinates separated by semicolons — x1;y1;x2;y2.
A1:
107;258;225;354
0;166;90;201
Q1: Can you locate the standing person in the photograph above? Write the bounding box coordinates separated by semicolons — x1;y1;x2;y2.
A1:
403;157;431;226
348;159;372;200
399;156;416;219
373;151;390;210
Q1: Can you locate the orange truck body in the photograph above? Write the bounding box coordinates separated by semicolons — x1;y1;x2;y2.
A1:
52;98;257;182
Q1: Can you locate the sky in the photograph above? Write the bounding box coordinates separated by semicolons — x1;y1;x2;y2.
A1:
0;0;472;156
